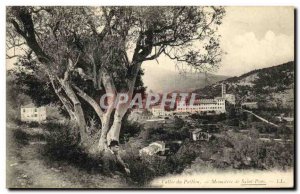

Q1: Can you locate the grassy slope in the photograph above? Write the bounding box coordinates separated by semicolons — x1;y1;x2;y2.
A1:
6;122;127;188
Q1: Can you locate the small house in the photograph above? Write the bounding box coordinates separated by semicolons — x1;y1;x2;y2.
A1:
21;103;47;122
191;128;212;141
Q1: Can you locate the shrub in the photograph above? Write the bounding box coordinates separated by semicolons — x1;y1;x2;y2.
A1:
43;122;79;150
120;120;143;144
264;142;294;170
28;121;39;128
42;121;102;173
222;131;294;170
124;149;175;186
12;129;30;145
148;125;190;142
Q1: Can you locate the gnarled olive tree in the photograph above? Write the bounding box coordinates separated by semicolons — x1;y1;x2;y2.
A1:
7;6;225;153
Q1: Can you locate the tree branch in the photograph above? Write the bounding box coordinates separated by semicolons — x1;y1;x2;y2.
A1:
72;84;104;119
98;8;115;41
144;46;166;61
10;8;51;63
10;19;27;37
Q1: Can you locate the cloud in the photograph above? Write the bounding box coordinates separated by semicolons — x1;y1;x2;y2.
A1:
218;30;294;76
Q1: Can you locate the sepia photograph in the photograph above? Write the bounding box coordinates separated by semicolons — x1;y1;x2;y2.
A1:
5;5;295;189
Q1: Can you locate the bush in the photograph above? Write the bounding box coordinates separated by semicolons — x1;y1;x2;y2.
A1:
42;121;102;173
12;129;30;145
124;149;174;186
28;121;39;128
126;157;156;186
43;122;79;149
264;142;294;170
148;125;190;142
222;131;294;170
120;120;143;144
166;141;208;173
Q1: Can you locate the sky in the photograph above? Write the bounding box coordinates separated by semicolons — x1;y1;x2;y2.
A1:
142;6;294;82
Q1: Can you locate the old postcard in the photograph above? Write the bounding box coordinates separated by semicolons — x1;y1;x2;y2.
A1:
6;6;295;189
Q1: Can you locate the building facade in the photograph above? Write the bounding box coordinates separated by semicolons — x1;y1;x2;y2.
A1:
151;106;173;117
128;108;152;121
176;97;226;114
21;103;47;122
149;84;234;116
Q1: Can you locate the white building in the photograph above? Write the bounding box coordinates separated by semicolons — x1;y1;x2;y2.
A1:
151;105;173;117
150;84;234;116
176;97;226;114
174;83;232;114
151;106;164;117
191;128;212;141
21;103;47;122
128;108;152;121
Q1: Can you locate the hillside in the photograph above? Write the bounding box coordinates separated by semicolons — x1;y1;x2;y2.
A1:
194;61;294;109
143;68;228;93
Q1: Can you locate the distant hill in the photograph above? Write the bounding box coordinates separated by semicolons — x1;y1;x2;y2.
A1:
143;68;228;93
194;61;294;109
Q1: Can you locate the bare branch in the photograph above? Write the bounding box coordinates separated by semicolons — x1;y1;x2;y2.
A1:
144;46;166;61
10;19;26;38
98;8;115;41
72;84;104;118
6;54;19;59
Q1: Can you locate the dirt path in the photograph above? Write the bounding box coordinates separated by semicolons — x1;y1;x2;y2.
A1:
241;109;279;127
7;124;127;188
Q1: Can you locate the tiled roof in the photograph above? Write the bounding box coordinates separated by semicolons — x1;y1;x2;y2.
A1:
21;103;36;108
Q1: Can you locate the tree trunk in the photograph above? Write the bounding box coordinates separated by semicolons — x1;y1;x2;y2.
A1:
62;80;88;143
97;70;117;151
48;75;76;121
98;101;115;152
48;73;89;147
103;63;140;146
106;104;128;144
98;116;110;151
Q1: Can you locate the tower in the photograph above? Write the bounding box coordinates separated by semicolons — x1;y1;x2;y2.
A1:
221;83;226;98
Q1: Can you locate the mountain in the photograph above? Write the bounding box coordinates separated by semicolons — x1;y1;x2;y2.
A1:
143;67;229;93
194;61;294;109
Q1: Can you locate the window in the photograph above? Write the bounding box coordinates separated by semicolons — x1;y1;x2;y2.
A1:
34;114;38;117
34;108;37;112
23;109;25;113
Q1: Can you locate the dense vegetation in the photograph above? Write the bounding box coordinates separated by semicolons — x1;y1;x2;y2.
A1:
194;61;294;109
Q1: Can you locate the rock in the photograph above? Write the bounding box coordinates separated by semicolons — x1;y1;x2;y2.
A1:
51;167;61;172
10;163;18;167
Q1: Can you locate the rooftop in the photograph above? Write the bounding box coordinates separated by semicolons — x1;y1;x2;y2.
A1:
21;103;36;108
191;128;203;134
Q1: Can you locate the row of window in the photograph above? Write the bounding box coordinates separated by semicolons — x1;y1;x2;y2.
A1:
177;106;224;111
22;114;45;118
154;105;225;113
178;103;224;107
22;108;38;113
